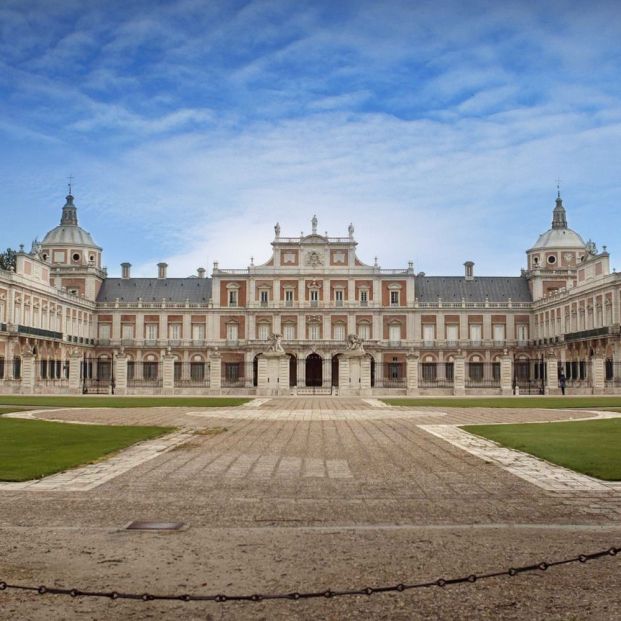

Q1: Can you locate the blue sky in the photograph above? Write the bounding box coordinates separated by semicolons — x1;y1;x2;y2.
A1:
1;0;620;277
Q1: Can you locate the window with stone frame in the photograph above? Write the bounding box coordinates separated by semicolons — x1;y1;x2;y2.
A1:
192;323;206;341
283;322;296;340
357;322;370;340
227;323;239;341
257;322;270;341
333;322;346;341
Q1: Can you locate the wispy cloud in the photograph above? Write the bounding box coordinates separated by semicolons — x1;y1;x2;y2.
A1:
1;0;620;276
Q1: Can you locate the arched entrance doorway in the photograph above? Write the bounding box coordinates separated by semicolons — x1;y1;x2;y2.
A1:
305;353;322;387
288;353;297;387
331;354;341;387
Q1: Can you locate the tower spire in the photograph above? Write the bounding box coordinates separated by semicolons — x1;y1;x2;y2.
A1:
551;186;567;229
60;191;78;226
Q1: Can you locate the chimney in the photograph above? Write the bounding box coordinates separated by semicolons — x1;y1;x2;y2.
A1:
464;261;475;281
121;262;131;279
197;267;206;279
157;262;168;279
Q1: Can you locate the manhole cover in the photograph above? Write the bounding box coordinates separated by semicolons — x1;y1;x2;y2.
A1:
126;521;186;531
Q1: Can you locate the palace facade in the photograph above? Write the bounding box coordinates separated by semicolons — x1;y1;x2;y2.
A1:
1;191;620;396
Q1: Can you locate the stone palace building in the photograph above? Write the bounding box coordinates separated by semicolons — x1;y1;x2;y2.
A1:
1;190;620;396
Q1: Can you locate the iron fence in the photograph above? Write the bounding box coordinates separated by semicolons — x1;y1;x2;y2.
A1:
513;359;545;394
174;361;210;388
465;362;501;388
222;361;255;388
374;361;406;388
419;362;454;388
127;361;163;388
0;358;21;381
605;360;621;386
38;359;69;381
562;360;590;388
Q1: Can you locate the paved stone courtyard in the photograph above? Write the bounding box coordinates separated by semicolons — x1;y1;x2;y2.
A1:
0;398;619;620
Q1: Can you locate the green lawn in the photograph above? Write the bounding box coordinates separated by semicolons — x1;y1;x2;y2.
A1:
0;396;251;409
463;419;621;481
381;396;621;409
0;418;173;482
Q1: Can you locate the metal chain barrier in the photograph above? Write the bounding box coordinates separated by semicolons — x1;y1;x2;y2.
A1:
0;546;618;604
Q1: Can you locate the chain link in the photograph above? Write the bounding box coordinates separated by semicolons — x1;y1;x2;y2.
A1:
0;546;617;604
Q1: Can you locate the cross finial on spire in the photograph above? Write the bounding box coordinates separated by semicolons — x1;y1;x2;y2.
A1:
67;175;74;196
556;177;561;198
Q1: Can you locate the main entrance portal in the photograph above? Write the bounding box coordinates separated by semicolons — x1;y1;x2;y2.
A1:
305;353;323;387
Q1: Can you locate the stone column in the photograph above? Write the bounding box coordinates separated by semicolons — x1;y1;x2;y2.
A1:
115;353;128;396
360;355;371;395
209;351;222;392
500;354;513;396
591;354;605;394
406;352;419;395
453;354;466;396
162;353;175;395
544;354;558;395
68;351;82;394
21;351;36;394
279;354;290;395
297;356;306;389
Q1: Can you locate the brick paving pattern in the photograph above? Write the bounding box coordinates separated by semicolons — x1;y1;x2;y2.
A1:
0;397;619;620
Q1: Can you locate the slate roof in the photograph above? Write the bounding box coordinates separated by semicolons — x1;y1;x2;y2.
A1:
97;278;213;303
415;276;531;303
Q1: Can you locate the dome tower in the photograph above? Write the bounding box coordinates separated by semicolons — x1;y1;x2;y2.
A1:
525;191;587;300
40;190;105;301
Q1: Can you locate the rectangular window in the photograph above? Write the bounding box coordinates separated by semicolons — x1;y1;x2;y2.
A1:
227;323;238;341
469;324;482;342
192;323;205;340
283;323;296;340
285;289;294;306
121;324;134;340
335;289;344;306
334;323;346;341
228;290;238;307
169;323;181;340
310;289;319;305
257;323;270;341
360;289;368;305
446;324;459;342
493;324;505;342
98;324;111;340
517;324;528;341
422;324;435;342
389;324;401;342
308;324;320;340
260;290;269;305
390;291;399;306
145;323;158;340
357;323;370;340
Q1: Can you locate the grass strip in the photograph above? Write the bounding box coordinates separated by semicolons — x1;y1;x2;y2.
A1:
0;418;173;482
463;419;621;481
0;396;251;409
382;396;621;409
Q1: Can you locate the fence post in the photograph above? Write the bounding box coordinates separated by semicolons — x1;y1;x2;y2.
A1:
544;354;558;395
453;354;465;396
591;354;605;395
115;353;128;396
21;351;36;394
406;352;419;395
68;351;82;394
162;353;175;395
209;351;222;393
500;354;513;396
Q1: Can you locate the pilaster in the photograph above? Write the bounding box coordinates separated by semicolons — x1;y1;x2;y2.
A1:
453;354;465;396
591;355;605;394
68;351;82;394
500;354;513;396
406;352;419;395
115;353;128;396
21;352;36;394
209;351;222;391
162;353;175;395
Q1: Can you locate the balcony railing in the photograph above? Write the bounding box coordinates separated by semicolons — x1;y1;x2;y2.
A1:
18;325;63;340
